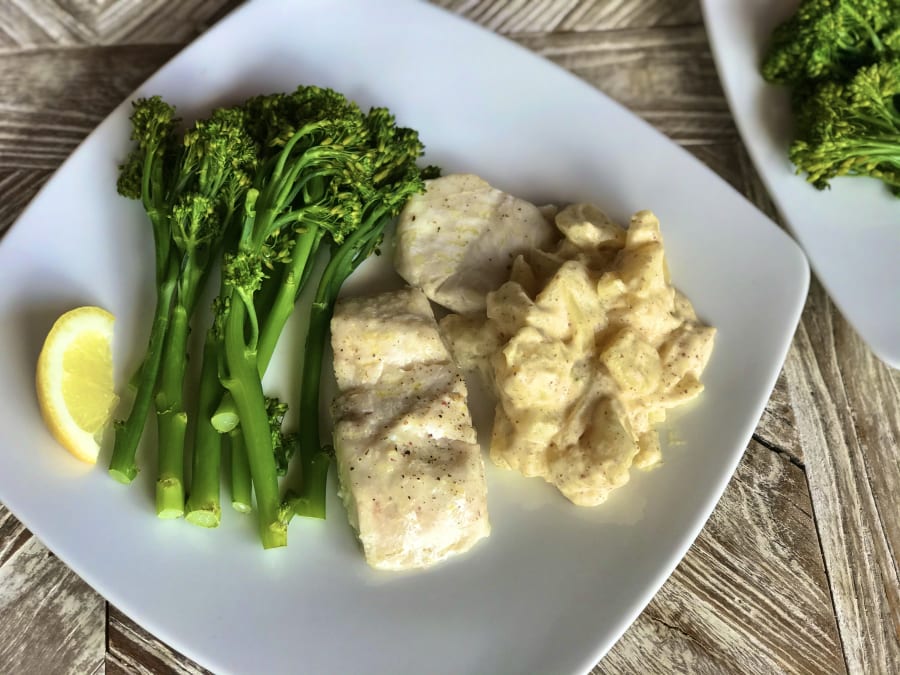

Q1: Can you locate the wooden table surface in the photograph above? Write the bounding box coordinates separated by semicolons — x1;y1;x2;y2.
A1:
0;1;897;673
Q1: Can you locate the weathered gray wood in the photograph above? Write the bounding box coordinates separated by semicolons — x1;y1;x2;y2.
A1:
0;168;52;234
737;129;900;671
107;606;211;675
510;26;739;144
597;440;844;675
785;282;900;674
0;0;238;48
0;45;180;171
0;505;104;674
432;0;703;33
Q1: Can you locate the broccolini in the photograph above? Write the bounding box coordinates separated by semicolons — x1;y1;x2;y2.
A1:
109;99;256;523
761;0;900;85
761;0;900;196
110;84;432;549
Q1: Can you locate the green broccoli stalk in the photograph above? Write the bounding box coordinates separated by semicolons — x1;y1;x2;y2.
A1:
789;58;900;193
216;86;373;548
761;0;900;86
219;247;285;546
183;324;224;527
265;396;297;476
152;109;257;518
109;100;256;500
210;184;364;434
229;426;253;514
209;89;371;434
288;109;434;520
108;97;179;484
187;218;249;523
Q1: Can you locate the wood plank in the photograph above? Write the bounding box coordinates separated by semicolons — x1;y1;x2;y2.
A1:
0;169;52;235
753;370;801;463
0;505;104;674
785;281;900;674
0;44;179;171
97;0;240;47
0;0;240;49
0;0;89;48
557;0;703;31
107;606;211;675
737;123;900;671
433;0;702;32
0;500;32;568
0;44;180;237
596;440;845;674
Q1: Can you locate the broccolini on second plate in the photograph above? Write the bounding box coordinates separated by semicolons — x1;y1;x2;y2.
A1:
760;0;900;196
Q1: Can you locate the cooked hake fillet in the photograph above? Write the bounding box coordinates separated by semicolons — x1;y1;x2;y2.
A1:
394;174;557;314
330;287;490;570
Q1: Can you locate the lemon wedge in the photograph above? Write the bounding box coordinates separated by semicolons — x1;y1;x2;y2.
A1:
36;306;118;464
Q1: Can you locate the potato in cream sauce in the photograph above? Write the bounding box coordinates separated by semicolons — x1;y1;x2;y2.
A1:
441;206;715;506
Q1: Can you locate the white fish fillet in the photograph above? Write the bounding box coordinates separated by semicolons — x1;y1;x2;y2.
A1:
394;174;557;314
330;287;490;570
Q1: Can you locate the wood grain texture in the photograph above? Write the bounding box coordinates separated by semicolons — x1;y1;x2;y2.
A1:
0;0;897;673
0;0;238;48
0;506;104;674
0;45;180;166
0;44;180;236
107;606;212;675
596;440;844;675
736;127;900;671
785;283;900;674
432;0;702;33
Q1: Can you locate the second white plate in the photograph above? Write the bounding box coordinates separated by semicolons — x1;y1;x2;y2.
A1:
702;0;900;368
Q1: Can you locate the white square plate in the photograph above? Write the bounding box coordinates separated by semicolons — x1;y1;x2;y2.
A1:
701;0;900;368
0;1;809;673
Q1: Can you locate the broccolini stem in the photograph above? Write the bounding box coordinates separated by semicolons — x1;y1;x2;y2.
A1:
155;249;211;514
257;224;323;378
221;297;286;548
154;300;192;518
211;225;325;434
291;212;389;519
297;297;330;453
156;408;186;519
185;328;224;528
291;295;338;519
108;256;178;484
291;449;331;519
155;252;213;518
270;121;325;185
142;139;169;284
230;428;252;513
843;5;883;53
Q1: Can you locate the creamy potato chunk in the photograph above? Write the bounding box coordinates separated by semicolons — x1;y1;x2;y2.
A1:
394;174;557;314
441;206;715;506
330;287;490;570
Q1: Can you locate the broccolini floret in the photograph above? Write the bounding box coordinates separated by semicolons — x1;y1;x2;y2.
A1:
760;0;900;197
214;86;405;548
761;0;900;86
790;58;900;192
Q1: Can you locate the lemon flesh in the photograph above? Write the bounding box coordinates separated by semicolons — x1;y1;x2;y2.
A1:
36;306;118;464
